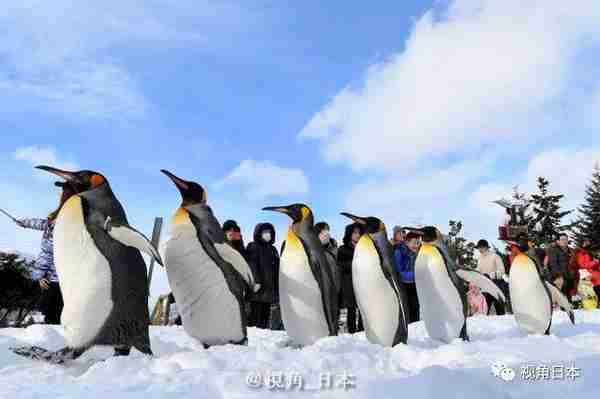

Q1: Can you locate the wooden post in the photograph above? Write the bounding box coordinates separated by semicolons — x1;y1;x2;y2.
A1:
147;217;163;291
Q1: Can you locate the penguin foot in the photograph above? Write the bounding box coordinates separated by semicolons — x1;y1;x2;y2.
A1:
10;345;85;364
231;337;248;346
201;337;248;350
113;346;131;357
460;324;470;342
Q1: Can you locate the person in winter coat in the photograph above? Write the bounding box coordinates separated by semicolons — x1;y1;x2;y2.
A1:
475;239;506;315
315;222;340;295
546;233;573;300
14;182;74;324
338;223;364;334
246;223;279;329
222;220;247;260
394;231;420;323
571;240;600;302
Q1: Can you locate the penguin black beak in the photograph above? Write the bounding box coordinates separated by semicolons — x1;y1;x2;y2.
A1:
36;165;81;184
403;226;425;235
262;206;291;215
340;212;367;225
161;169;190;193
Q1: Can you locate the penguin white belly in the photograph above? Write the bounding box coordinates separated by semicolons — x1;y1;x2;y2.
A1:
509;255;552;335
279;229;329;346
352;236;399;346
415;246;464;343
165;227;243;345
54;196;113;348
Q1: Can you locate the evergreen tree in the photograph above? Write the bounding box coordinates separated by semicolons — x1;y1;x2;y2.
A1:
444;220;477;269
528;177;572;246
511;185;533;226
0;251;32;278
574;165;600;248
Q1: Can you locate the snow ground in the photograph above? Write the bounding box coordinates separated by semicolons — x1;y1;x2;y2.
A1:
1;311;599;398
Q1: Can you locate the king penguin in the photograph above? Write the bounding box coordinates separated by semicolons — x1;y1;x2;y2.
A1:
262;204;338;346
161;170;256;347
12;166;162;364
413;226;506;343
508;237;574;335
340;213;409;347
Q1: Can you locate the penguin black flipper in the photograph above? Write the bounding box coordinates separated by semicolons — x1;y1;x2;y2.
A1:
456;268;506;304
104;216;163;266
295;230;339;336
531;254;554;333
544;281;575;325
371;231;410;345
187;209;250;335
435;245;469;323
187;207;253;290
80;187;152;355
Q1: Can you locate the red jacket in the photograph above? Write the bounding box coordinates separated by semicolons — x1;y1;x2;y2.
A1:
572;248;600;287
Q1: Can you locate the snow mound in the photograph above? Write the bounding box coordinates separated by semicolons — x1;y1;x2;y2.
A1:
1;311;600;398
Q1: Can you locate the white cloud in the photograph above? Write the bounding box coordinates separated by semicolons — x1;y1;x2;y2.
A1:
0;1;253;118
215;159;309;200
341;157;493;239
13;146;79;174
346;158;491;209
299;0;600;172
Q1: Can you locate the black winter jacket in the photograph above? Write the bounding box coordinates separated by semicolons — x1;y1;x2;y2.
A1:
338;223;362;308
246;223;280;304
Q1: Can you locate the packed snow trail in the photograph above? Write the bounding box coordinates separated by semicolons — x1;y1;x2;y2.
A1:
1;311;600;398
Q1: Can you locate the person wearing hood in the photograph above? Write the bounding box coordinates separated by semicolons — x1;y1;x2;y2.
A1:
315;222;340;296
222;220;247;260
246;223;279;329
337;222;364;334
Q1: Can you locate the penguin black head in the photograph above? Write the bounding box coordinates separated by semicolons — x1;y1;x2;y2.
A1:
419;226;442;243
36;165;106;193
161;169;207;207
340;212;385;234
262;203;312;224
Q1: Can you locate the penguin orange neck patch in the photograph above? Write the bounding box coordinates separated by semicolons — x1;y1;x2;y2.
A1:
173;207;191;226
90;174;105;188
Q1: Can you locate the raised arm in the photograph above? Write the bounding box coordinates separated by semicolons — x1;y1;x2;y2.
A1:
16;218;48;231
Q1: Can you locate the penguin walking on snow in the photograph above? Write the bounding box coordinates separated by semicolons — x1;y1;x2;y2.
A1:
161;170;256;347
340;213;409;347
11;166;162;364
508;236;574;335
413;226;506;343
263;204;338;346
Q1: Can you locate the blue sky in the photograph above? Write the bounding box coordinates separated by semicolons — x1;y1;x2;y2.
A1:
2;1;600;297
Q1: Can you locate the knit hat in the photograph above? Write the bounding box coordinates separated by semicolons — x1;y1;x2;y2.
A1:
222;220;240;232
314;222;330;235
475;239;490;249
405;231;421;241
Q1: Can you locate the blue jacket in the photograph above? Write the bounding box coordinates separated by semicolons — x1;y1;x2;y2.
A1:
394;243;416;283
19;218;59;282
